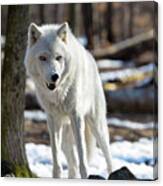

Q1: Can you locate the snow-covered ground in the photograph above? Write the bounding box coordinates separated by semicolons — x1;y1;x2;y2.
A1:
25;137;157;180
108;117;156;130
24;111;157;179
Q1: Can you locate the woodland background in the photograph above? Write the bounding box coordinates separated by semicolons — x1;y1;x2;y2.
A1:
1;2;158;179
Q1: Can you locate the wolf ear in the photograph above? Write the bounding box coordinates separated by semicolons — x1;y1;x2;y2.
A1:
28;23;41;47
57;22;69;43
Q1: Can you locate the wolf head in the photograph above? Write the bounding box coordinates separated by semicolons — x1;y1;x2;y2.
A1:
24;22;73;91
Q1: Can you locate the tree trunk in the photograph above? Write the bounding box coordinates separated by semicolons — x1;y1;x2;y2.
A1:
39;5;45;24
68;3;75;33
82;3;94;50
1;5;34;177
57;4;64;23
129;3;134;38
107;3;114;43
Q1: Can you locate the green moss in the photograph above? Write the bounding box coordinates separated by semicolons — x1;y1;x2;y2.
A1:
14;165;37;178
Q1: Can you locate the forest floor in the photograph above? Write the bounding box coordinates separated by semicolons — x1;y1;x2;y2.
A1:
24;111;157;144
24;110;157;180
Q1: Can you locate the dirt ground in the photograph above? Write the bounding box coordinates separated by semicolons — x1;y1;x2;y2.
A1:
24;113;157;145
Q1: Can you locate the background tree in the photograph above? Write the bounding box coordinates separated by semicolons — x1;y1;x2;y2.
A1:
107;2;114;43
82;3;94;50
1;5;33;177
39;4;45;24
68;3;75;33
123;3;133;39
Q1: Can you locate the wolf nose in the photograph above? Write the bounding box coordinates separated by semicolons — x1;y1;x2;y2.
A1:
51;73;59;82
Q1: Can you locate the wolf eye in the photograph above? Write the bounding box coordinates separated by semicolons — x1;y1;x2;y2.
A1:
56;55;62;61
39;55;47;61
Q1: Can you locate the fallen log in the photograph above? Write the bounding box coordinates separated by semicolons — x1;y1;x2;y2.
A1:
92;30;156;60
106;86;156;113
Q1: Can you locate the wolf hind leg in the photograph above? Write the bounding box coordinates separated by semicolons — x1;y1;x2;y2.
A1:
85;119;96;165
87;115;112;176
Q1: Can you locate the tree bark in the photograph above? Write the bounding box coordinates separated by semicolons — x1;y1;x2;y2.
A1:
1;5;34;177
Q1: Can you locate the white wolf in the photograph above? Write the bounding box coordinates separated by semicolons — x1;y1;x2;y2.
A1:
24;22;112;179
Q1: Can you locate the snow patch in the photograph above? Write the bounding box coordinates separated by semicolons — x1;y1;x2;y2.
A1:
97;59;124;69
100;63;154;83
108;117;156;130
24;110;47;122
25;138;156;180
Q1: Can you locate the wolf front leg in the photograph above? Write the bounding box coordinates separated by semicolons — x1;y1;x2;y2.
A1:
70;113;88;179
47;114;63;178
62;124;79;178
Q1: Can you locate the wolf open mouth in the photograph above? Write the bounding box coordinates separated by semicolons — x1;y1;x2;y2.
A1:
46;82;56;91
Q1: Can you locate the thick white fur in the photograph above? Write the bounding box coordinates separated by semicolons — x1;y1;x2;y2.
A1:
24;22;112;178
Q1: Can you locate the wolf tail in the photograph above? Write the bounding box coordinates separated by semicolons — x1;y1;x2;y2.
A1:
85;123;96;164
